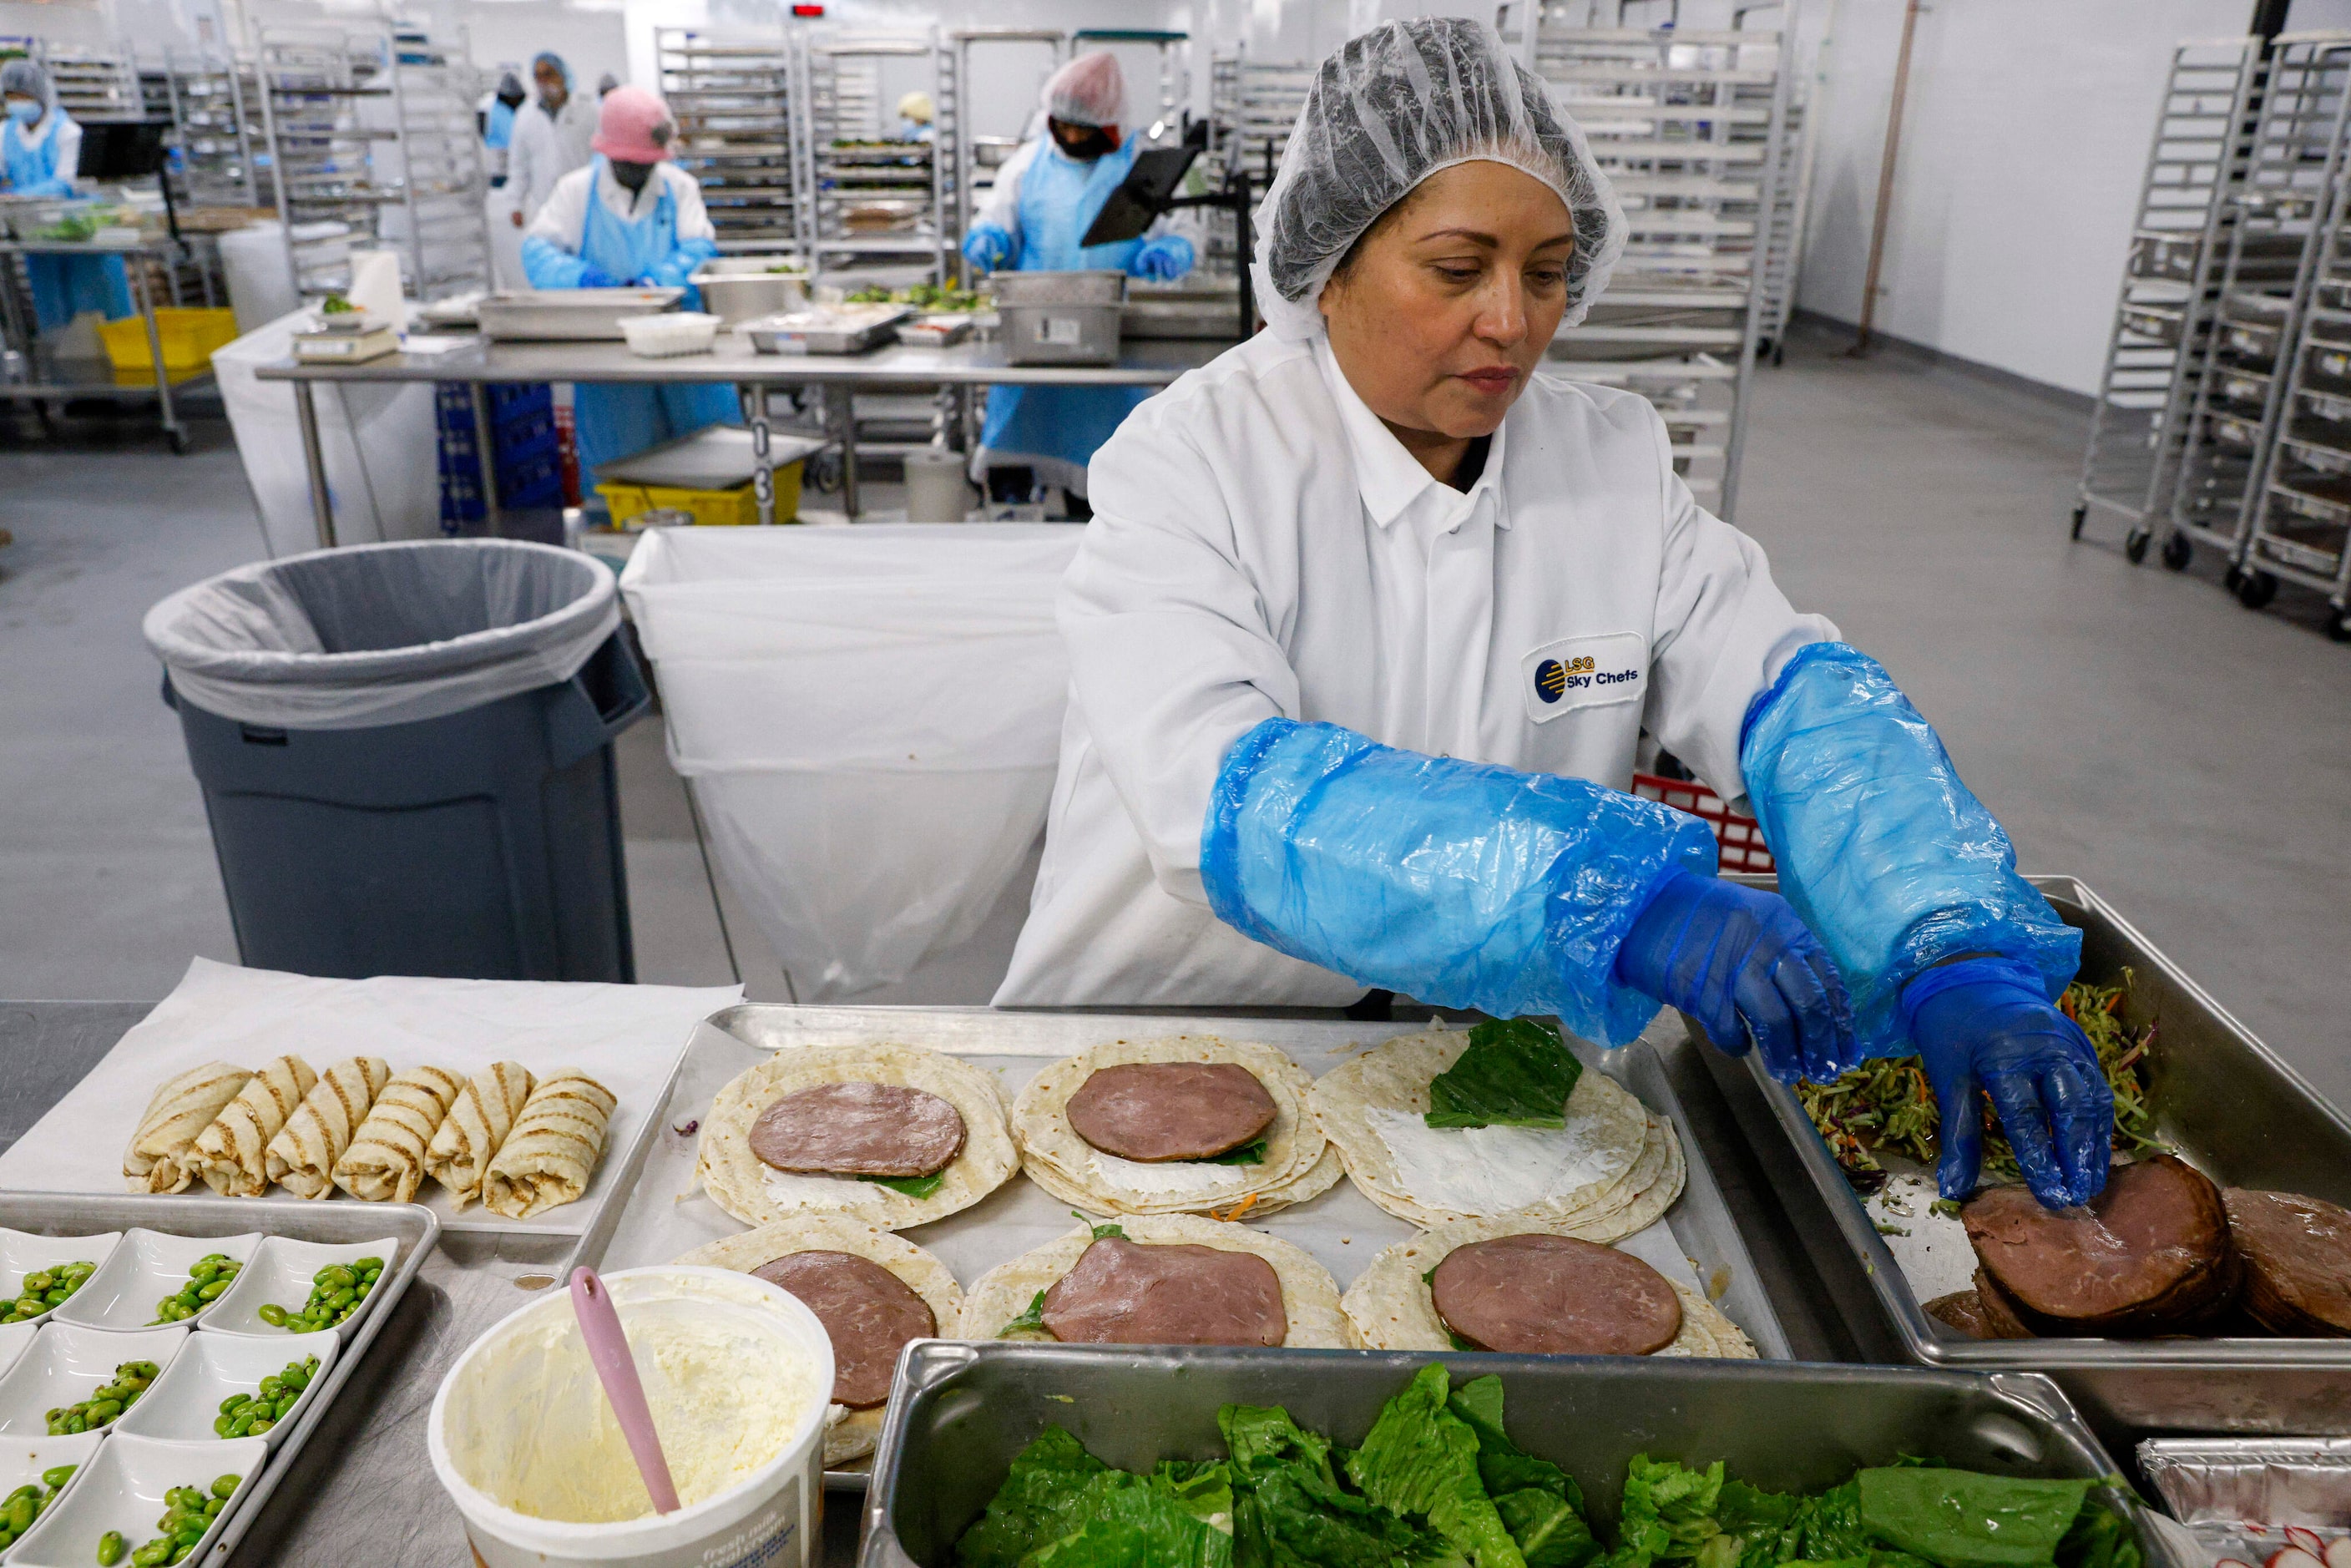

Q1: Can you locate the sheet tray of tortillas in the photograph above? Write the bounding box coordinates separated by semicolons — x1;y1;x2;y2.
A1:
598;1002;1795;1484
0;959;742;1237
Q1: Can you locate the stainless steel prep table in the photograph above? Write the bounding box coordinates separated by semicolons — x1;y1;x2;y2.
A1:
0;238;207;453
252;334;1226;544
0;998;1853;1565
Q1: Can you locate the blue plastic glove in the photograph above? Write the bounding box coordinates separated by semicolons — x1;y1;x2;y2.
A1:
963;223;1013;272
576;266;619;289
1202;718;1718;1045
1128;234;1194;282
1615;870;1859;1085
1904;956;2113;1209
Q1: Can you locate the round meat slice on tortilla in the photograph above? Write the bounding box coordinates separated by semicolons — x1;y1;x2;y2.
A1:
750;1081;967;1177
673;1215;964;1468
2224;1187;2351;1338
1065;1062;1277;1162
1340;1215;1754;1358
1040;1237;1287;1346
959;1211;1352;1347
754;1250;937;1407
699;1044;1016;1230
1430;1233;1681;1355
1011;1037;1337;1217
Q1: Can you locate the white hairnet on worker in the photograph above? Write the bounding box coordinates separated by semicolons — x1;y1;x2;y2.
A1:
1042;50;1125;130
1251;17;1625;341
0;58;55;114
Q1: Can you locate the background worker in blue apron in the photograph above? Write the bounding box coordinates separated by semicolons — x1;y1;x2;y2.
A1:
1;59;133;335
961;51;1195;520
520;85;735;479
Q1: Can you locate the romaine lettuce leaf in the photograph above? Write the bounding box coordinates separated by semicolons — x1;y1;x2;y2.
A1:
1447;1376;1595;1568
958;1427;1113;1568
1609;1456;1725;1568
1426;1019;1584;1129
1855;1469;2088;1568
1019;1470;1233;1568
1217;1402;1451;1568
1344;1364;1527;1568
954;1428;1232;1568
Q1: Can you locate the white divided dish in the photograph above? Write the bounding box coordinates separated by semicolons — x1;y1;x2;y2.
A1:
0;1325;35;1385
0;1233;121;1331
619;311;720;357
113;1330;337;1449
201;1236;398;1339
0;1429;105;1546
3;1434;265;1568
0;1324;188;1437
50;1232;259;1333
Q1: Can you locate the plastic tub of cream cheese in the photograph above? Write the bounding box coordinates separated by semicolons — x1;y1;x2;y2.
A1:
428;1266;834;1568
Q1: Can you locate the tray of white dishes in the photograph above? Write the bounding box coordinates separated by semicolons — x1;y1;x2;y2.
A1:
594;1002;1793;1495
0;1192;435;1568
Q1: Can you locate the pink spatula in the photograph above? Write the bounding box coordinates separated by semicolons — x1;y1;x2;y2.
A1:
569;1266;682;1515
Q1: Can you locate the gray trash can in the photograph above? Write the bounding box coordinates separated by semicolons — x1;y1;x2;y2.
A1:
145;539;647;983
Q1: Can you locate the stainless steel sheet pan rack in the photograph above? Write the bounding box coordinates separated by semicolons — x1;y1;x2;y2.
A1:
2072;40;2263;556
1706;873;2351;1449
161;51;264;210
946;29;1065;260
1534;21;1792;518
799;29;953;287
660;29;802;252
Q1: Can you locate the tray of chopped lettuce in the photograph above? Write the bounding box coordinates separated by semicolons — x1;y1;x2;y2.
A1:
858;1343;2177;1568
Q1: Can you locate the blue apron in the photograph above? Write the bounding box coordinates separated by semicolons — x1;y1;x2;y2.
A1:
978;139;1150;497
572;164;736;479
4;112;133;334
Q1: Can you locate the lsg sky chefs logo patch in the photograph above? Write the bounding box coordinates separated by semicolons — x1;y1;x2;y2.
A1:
1521;631;1646;723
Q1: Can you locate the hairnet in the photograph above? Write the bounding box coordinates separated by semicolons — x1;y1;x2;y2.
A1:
1042;50;1125;130
496;69;525;101
596;73;619;97
593;85;674;164
897;89;934;123
1251;17;1624;342
0;58;53;113
531;52;570;89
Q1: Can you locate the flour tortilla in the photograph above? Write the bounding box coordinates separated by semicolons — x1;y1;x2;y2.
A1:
958;1211;1353;1348
675;1216;964;1466
1013;1037;1336;1216
1340;1214;1755;1358
699;1043;1016;1230
1310;1029;1656;1228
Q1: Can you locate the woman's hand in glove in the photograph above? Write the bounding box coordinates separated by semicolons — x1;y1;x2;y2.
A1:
1615;870;1858;1085
1904;956;2112;1209
576;266;619;288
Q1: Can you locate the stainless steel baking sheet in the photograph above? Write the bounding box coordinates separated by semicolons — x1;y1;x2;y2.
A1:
477;287;685;341
860;1343;2183;1568
1712;874;2351;1441
0;1191;437;1568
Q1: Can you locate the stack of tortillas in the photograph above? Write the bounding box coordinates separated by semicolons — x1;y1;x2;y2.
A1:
1309;1029;1684;1236
1340;1215;1755;1358
1011;1037;1342;1219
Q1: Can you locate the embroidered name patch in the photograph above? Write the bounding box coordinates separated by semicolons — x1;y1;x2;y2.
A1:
1521;631;1646;723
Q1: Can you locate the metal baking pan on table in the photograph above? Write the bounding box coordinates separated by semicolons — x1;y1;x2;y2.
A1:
745;305;911;355
476;286;685;341
1706;874;2351;1445
0;1191;435;1568
689;1003;1797;1495
858;1343;2189;1568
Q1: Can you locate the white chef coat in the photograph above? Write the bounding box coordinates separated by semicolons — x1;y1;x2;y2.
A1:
508;94;597;224
991;328;1838;1008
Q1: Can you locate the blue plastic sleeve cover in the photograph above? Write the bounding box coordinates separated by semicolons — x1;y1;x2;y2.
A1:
1739;641;2081;1054
1201;717;1720;1044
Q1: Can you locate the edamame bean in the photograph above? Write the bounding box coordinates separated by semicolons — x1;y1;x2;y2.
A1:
210;1475;239;1500
0;1259;94;1324
262;1254;384;1329
5;1495;32;1533
255;1304;286;1328
130;1543;168;1568
43;1464;75;1490
149;1257;238;1326
97;1528;125;1565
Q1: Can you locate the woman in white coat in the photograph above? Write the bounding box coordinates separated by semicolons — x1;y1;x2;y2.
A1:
995;18;2112;1214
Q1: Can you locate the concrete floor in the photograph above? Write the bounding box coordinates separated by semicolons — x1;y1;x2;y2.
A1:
3;323;2347;1108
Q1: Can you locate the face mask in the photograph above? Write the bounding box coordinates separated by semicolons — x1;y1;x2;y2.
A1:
1048;119;1116;162
6;101;39;124
609;159;652;194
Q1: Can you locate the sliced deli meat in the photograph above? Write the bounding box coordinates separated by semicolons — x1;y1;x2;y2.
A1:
1064;1061;1279;1162
2224;1187;2351;1338
750;1081;967;1178
754;1249;938;1408
1924;1287;2035;1341
1040;1238;1287;1347
1429;1233;1681;1355
1963;1154;2238;1336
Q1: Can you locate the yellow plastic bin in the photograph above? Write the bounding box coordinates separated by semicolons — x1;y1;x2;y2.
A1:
590;426;827;525
596;466;801;527
100;307;240;383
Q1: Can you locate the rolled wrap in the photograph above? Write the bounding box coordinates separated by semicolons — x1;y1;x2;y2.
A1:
483;1069;618;1220
124;1063;251;1194
189;1055;318;1197
426;1062;535;1209
265;1056;392;1198
333;1066;465;1203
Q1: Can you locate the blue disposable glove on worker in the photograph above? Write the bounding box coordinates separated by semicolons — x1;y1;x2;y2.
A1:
963;224;1013;272
1904;955;2112;1209
1614;869;1859;1085
1201;718;1719;1045
1128;234;1194;282
576;266;619;289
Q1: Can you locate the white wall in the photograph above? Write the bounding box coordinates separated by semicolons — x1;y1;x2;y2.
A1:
1797;0;2351;395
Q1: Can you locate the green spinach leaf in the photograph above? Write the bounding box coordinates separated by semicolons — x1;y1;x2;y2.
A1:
861;1171;945;1198
1426;1019;1584;1130
1203;1138;1268;1167
997;1290;1054;1341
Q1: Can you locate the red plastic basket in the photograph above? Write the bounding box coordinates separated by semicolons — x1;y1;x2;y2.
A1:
1631;772;1776;874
